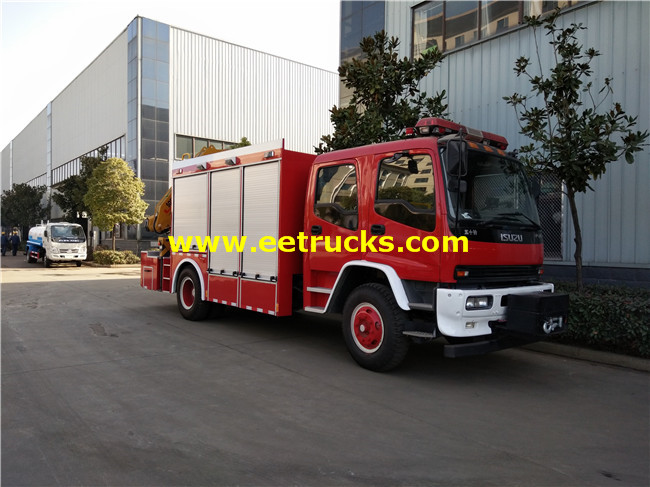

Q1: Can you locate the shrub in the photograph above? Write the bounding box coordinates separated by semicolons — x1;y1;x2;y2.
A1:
93;250;140;266
552;282;650;358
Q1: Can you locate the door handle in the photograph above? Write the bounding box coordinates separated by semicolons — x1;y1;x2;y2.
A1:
311;225;322;235
371;224;385;235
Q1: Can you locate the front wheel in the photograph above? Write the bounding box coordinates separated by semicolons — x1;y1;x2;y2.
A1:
176;267;210;321
342;283;410;372
43;254;51;268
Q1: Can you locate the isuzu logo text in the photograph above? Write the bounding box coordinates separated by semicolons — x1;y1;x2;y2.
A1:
500;233;523;243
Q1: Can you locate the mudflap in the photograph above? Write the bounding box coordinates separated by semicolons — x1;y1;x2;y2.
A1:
443;292;569;358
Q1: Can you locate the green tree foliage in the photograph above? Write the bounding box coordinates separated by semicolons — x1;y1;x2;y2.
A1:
317;31;446;153
504;9;648;291
84;158;148;250
0;183;50;239
231;136;251;148
52;147;107;222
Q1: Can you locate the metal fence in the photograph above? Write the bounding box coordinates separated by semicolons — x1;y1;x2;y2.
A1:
538;173;564;261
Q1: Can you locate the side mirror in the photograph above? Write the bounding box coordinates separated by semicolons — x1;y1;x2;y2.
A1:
446;140;468;177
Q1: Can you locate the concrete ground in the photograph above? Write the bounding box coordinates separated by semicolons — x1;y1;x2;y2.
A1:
2;256;649;486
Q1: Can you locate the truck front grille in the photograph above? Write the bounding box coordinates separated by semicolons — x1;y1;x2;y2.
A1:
454;265;542;285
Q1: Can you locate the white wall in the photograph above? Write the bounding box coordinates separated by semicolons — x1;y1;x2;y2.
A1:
10;108;48;185
51;31;128;169
171;28;338;154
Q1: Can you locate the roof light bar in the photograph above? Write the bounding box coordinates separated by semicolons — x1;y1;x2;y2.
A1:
409;117;509;150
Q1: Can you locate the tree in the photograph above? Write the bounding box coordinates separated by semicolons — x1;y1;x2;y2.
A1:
317;30;446;153
52;147;106;223
504;9;648;291
84;158;148;250
0;183;50;240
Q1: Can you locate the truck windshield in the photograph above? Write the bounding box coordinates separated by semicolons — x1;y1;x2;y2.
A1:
441;147;540;230
51;225;86;240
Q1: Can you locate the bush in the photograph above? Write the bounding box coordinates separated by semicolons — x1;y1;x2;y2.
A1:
93;250;140;265
552;282;650;358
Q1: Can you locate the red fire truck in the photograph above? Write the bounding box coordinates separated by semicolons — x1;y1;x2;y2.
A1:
141;118;568;371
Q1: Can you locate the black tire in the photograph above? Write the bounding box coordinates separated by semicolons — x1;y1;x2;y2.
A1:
43;254;51;268
176;267;210;321
76;261;82;267
342;283;410;372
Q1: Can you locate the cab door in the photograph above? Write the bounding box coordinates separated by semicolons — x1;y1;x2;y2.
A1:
304;160;361;309
364;150;442;283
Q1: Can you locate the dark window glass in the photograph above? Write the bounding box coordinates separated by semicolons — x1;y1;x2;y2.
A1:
315;164;358;230
376;153;435;231
141;160;156;179
481;1;519;37
445;1;478;50
142;118;155;140
524;0;578;17
176;135;193;160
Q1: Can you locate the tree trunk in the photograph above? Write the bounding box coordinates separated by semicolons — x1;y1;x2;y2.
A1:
567;188;583;292
112;226;116;251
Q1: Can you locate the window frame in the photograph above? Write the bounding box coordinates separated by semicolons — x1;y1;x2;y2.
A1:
313;161;359;231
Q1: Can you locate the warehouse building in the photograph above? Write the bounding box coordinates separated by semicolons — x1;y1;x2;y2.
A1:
341;0;649;285
1;16;338;246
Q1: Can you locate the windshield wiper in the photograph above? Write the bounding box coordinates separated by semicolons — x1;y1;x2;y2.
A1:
489;212;541;230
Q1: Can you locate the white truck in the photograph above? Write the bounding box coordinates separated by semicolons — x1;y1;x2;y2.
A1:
26;222;87;267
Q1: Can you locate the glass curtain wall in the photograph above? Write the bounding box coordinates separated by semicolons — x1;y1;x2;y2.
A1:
340;1;385;104
128;18;170;241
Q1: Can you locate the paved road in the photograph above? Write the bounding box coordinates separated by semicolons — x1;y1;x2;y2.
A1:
2;257;649;486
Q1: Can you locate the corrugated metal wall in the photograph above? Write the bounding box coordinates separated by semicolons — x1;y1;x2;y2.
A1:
386;1;649;267
10;108;48;185
51;32;128;168
0;144;10;191
171;28;338;153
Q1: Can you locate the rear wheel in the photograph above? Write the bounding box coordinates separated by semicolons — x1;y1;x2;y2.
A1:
177;268;210;321
342;283;410;372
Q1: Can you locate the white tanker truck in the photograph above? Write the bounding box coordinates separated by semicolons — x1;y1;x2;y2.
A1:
26;222;87;267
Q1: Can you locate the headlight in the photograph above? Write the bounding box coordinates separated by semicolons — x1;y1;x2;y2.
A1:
466;295;493;310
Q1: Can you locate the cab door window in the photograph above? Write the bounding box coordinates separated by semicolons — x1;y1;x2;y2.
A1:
314;164;358;230
375;153;435;231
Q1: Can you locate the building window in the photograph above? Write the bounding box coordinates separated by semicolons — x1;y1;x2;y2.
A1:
412;1;583;56
445;1;478;50
174;135;239;160
481;1;520;37
51;137;125;186
340;1;386;104
413;1;443;58
524;0;577;17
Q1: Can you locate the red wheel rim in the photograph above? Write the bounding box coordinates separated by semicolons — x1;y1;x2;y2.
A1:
180;276;195;310
351;303;383;353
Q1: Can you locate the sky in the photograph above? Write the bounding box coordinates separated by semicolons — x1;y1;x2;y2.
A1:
0;0;341;149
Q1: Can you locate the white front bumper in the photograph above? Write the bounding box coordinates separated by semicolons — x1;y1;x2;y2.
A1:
436;283;554;337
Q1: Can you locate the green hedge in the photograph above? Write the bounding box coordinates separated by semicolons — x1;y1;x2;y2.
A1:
552;282;650;358
93;250;140;266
